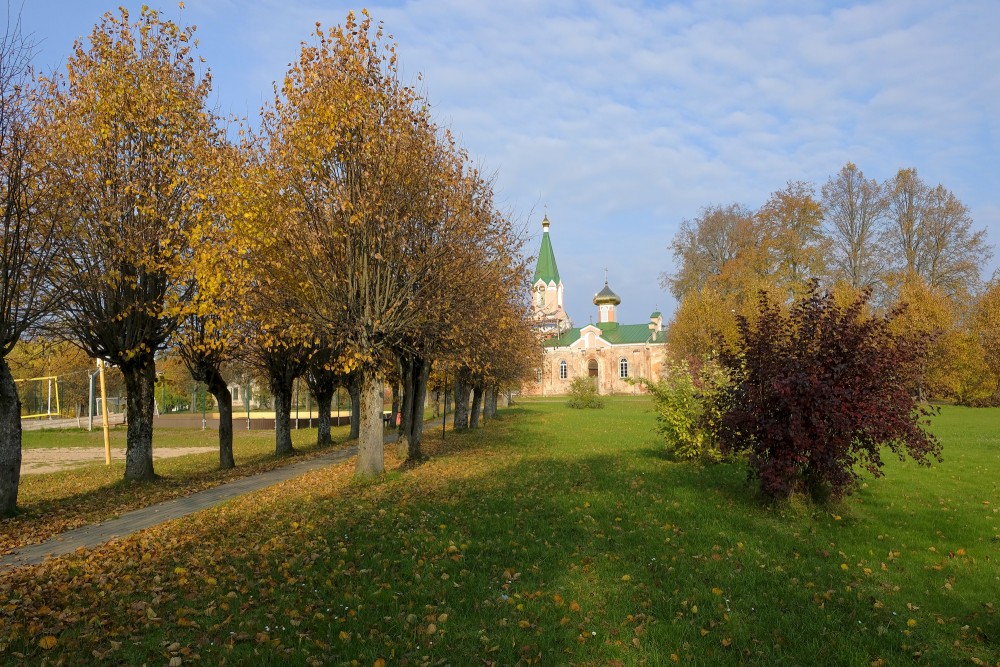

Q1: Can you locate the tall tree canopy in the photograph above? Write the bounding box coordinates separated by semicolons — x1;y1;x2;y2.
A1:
42;7;220;481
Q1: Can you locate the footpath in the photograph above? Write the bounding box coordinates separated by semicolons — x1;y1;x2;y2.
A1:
0;419;446;570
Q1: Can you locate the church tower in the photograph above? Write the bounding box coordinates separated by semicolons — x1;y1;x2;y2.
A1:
531;214;571;334
593;276;621;323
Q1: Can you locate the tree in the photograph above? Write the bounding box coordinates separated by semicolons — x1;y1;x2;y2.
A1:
304;341;348;447
717;283;941;502
269;11;465;476
173;142;254;469
973;277;1000;398
755;180;828;297
662;203;761;300
0;16;74;513
42;8;219;481
821;163;887;293
889;275;969;401
885;168;990;299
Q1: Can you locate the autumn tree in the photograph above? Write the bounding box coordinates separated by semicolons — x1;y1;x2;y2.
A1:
173;141;256;469
663;203;762;300
884;168;990;299
972;277;1000;398
0;16;77;512
43;8;219;481
821;162;887;293
268;11;464;476
304;340;350;447
755;180;828;296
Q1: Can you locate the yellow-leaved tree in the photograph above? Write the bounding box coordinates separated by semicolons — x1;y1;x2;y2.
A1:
42;7;221;481
266;11;462;475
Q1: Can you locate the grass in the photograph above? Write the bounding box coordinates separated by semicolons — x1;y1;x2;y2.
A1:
2;424;353;555
0;399;997;665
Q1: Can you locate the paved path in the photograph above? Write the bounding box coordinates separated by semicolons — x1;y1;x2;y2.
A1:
0;415;455;570
0;444;360;570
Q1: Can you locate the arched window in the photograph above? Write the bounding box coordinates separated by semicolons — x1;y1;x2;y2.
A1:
619;357;629;379
559;360;568;379
535;368;542;383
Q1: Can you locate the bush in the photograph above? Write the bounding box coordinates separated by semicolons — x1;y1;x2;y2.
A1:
567;377;604;409
718;283;942;503
637;358;729;461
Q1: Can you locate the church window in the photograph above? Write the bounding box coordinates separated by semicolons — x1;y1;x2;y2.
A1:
619;357;629;379
559;360;568;379
535;368;542;383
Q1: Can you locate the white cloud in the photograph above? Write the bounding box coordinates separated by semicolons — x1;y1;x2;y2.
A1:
20;0;1000;323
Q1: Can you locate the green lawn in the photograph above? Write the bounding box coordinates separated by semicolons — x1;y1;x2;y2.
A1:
0;399;997;665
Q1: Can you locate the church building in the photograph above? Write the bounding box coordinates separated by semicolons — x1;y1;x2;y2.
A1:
522;215;668;396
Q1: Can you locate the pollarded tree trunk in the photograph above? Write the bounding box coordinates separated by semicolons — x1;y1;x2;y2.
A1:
390;380;400;432
470;383;484;429
484;385;498;422
0;358;23;515
398;354;414;446
453;366;472;431
349;375;361;440
269;370;295;456
206;368;234;469
407;356;431;461
314;388;334;446
399;355;431;461
304;354;338;447
356;370;384;476
121;353;157;481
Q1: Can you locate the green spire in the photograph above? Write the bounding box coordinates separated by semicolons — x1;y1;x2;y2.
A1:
532;214;561;284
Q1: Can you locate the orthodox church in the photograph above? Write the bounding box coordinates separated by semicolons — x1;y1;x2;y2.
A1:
523;215;668;396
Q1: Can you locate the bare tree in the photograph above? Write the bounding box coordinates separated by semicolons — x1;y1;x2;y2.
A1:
821;163;888;292
885;168;990;298
662;203;760;300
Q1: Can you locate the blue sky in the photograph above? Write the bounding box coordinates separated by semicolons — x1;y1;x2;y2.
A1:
16;0;1000;325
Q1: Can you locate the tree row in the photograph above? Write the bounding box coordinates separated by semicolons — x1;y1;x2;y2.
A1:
0;8;539;514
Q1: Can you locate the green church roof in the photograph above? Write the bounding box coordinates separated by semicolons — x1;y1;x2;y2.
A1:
542;322;667;348
532;215;560;284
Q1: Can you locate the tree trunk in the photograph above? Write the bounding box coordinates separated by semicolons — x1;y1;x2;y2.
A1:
0;358;22;515
484;385;498;421
270;369;294;456
406;357;431;461
390;379;400;431
356;370;384;476
206;368;235;469
121;353;157;481
398;355;414;444
470;384;484;429
349;375;361;440
453;366;471;431
315;388;333;446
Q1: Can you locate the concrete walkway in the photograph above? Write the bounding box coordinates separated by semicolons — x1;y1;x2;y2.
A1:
0;444;360;570
1;415;453;571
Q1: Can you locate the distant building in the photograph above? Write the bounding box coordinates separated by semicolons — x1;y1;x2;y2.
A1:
531;214;572;335
522;215;667;396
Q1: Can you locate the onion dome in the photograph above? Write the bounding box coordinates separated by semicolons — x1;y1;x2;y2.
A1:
593;280;621;306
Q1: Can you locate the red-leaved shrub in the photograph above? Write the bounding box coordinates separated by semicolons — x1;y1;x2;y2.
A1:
717;284;942;502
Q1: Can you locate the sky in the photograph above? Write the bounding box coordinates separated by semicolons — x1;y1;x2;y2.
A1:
13;0;1000;326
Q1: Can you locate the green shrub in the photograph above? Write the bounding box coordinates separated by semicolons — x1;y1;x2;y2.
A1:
636;358;729;461
567;377;604;409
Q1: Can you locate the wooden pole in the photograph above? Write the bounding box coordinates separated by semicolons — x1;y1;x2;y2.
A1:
99;360;111;465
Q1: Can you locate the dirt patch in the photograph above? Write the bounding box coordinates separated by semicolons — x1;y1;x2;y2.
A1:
21;447;219;475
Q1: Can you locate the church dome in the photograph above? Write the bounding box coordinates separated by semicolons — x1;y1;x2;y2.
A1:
593;281;621;306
